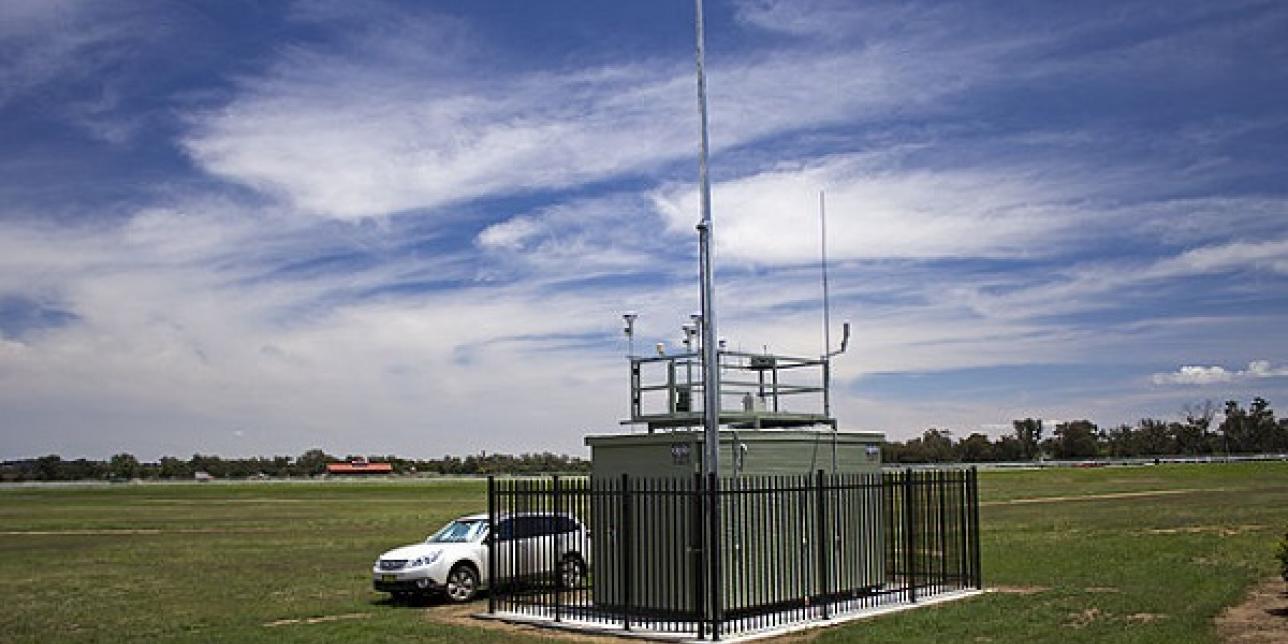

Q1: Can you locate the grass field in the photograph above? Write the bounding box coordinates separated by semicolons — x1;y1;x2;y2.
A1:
1;463;1285;643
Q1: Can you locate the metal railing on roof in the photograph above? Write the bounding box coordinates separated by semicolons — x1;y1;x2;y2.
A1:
627;350;835;432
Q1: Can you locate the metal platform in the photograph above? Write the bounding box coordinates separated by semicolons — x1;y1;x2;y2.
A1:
627;349;836;432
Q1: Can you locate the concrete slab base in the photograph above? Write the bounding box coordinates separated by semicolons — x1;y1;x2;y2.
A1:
475;589;985;643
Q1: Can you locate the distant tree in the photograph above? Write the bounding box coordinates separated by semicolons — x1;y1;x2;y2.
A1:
34;455;62;481
957;433;995;462
1134;419;1175;456
158;456;190;479
1218;399;1281;454
189;453;228;478
1247;397;1283;452
108;453;141;480
295;449;331;476
992;435;1026;461
1179;400;1217;454
63;458;107;481
1220;400;1253;453
1012;418;1044;460
1051;421;1099;459
920;429;956;462
1100;424;1134;458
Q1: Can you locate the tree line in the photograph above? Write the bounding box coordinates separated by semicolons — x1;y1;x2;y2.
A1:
0;449;591;482
884;397;1288;463
6;398;1286;479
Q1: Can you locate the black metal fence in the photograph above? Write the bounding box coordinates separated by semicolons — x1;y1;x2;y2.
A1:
487;469;981;639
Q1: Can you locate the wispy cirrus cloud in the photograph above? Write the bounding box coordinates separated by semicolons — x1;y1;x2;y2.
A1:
180;0;1032;221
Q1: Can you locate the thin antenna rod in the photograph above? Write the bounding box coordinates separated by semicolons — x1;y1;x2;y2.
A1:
695;0;720;479
821;191;838;473
820;190;831;417
821;191;830;359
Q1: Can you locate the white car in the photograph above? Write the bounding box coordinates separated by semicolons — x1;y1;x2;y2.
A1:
372;512;589;602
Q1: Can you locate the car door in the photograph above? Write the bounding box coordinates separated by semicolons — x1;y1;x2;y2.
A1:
491;517;517;582
517;516;553;580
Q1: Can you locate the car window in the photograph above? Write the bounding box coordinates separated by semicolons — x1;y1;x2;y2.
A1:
490;515;580;540
427;519;486;543
514;516;544;539
494;518;514;541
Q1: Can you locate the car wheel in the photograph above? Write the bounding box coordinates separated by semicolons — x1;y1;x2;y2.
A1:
560;554;587;588
445;564;479;603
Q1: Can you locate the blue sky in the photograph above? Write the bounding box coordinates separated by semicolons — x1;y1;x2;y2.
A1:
2;0;1287;460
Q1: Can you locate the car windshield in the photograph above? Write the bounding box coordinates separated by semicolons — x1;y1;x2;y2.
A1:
427;519;486;543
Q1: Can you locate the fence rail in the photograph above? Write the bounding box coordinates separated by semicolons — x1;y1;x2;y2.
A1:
488;468;980;639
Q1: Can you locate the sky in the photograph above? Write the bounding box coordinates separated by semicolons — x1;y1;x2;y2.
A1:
2;0;1287;460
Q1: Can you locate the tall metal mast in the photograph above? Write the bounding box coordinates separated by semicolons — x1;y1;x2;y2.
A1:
694;0;720;478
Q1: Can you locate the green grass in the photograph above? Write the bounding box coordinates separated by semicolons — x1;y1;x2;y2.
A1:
1;463;1285;643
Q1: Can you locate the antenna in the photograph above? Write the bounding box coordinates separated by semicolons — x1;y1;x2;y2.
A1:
821;191;830;359
820;190;843;474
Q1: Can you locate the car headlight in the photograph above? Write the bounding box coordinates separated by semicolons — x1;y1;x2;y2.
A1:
409;551;442;567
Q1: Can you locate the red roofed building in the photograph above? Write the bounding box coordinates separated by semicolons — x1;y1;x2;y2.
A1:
325;459;394;475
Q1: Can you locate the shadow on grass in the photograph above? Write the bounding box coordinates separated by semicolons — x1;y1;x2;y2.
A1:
370;592;490;610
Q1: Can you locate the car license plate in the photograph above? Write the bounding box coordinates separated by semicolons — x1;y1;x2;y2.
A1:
381;574;396;583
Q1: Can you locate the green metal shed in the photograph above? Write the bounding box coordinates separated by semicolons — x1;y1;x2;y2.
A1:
585;429;885;617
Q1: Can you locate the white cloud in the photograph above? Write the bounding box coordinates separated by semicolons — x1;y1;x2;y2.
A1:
1151;365;1234;386
1151;361;1288;386
943;233;1288;322
477;216;540;251
650;153;1093;264
179;1;1018;221
0;200;686;458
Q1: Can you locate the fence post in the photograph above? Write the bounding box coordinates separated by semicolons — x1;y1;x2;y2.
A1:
937;469;947;594
970;467;983;590
621;473;632;631
487;475;497;614
708;472;722;641
692;472;706;640
903;468;917;603
815;469;830;620
552;475;562;622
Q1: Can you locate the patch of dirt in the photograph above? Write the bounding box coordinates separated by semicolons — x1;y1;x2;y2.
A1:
1083;587;1121;594
1147;525;1266;537
983;488;1216;507
1065;607;1106;629
990;585;1049;595
1215;577;1288;643
430;601;633;643
1127;613;1167;623
264;612;370;627
763;632;821;643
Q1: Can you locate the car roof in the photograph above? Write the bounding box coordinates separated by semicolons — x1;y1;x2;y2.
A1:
453;512;581;522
